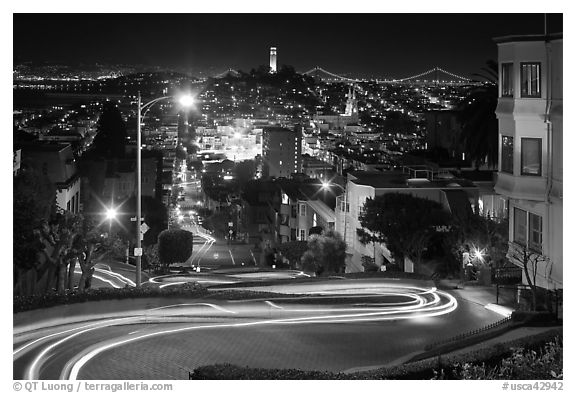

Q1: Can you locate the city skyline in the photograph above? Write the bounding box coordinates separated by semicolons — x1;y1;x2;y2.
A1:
13;13;562;79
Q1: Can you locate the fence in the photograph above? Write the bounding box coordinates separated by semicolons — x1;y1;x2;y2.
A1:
425;316;513;351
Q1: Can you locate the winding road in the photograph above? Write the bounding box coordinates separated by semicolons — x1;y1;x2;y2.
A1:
13;278;505;380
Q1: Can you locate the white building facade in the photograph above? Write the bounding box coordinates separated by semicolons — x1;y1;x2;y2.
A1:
494;34;563;290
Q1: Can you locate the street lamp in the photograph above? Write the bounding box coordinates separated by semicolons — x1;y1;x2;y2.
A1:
135;92;194;286
105;207;117;221
104;206;117;236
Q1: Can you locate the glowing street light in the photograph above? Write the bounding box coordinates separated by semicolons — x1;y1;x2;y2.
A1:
472;247;486;263
105;207;117;221
178;95;195;108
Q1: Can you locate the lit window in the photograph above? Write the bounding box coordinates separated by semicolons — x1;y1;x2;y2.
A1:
501;136;514;174
521;138;542;176
521;63;541;98
501;63;514;97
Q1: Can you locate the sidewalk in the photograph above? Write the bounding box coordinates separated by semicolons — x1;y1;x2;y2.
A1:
438;279;518;311
407;279;563;363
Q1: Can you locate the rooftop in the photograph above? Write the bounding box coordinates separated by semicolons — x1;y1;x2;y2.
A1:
493;32;562;44
17;141;71;153
349;170;476;189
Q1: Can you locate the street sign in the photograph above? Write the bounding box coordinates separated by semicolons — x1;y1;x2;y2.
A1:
141;223;150;234
228;221;233;227
134;247;143;257
229;229;234;234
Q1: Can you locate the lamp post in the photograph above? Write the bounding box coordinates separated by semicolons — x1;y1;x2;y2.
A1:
135;92;194;286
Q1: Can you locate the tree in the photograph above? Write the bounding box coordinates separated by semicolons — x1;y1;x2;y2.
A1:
144;244;160;272
358;193;451;269
308;226;324;236
13;165;56;272
443;213;509;276
276;241;308;268
62;213;109;292
92;101;128;158
204;209;233;238
509;243;551;311
301;231;346;275
157;229;193;270
233;160;256;187
457;60;499;168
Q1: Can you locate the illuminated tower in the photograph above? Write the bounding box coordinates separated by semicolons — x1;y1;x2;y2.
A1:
269;47;277;73
344;85;358;117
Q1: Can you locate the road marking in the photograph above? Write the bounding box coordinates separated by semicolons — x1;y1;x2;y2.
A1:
228;249;235;265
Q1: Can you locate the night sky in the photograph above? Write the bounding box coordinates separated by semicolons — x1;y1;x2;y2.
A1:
13;13;563;79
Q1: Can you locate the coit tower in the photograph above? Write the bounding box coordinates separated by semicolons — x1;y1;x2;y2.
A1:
269;47;277;73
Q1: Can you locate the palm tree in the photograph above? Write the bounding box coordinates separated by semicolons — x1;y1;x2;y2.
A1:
457;60;499;169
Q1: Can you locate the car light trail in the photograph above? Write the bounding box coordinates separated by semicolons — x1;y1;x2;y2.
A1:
15;280;466;380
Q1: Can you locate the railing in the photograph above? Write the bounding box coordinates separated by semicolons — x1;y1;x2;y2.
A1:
425;316;513;351
494;266;523;285
401;165;452;181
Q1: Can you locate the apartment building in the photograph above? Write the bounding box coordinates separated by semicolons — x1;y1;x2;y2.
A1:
494;33;563;290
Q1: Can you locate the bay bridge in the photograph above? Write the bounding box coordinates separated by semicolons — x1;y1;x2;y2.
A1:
301;66;477;85
194;66;481;86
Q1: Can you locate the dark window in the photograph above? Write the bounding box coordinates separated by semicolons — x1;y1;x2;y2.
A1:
291;205;297;218
501;136;514;174
521;63;541;98
529;213;543;252
513;208;527;246
501;63;514;97
521;138;542;176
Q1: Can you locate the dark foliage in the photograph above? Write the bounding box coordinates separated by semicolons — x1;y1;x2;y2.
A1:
92;101;128;158
358;193;451;267
157;229;193;268
457;60;498;168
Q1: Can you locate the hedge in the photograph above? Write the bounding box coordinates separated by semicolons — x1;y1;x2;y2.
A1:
190;328;562;380
13;285;311;313
14;283;207;313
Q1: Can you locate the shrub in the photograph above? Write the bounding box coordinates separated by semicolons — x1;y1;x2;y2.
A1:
435;337;563;380
158;229;193;269
511;310;557;326
362;256;379;272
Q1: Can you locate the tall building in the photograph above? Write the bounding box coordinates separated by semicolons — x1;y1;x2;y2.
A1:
494;33;563;290
262;127;302;178
269;47;277;73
